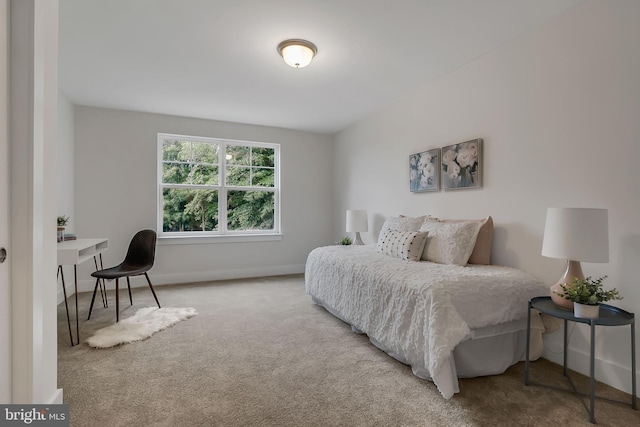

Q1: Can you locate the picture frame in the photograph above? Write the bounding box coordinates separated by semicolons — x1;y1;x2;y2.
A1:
410;148;440;192
441;138;482;190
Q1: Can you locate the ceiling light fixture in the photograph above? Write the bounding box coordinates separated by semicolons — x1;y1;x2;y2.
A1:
277;39;317;68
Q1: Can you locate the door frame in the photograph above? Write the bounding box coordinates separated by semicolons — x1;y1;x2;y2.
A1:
0;0;11;404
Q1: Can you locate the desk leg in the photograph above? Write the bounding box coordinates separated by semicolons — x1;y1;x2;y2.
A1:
58;265;74;346
98;252;109;308
99;253;107;308
589;319;596;423
74;264;79;346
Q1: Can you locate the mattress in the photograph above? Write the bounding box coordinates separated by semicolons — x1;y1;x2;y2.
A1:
305;244;549;399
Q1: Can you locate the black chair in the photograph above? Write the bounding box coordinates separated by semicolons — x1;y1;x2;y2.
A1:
88;229;161;322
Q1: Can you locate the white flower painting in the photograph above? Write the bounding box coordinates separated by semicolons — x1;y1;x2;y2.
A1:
441;138;482;190
410;148;440;192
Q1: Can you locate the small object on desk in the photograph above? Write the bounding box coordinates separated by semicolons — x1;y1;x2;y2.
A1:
525;296;636;424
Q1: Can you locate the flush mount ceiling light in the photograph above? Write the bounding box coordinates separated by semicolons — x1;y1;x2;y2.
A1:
277;39;317;68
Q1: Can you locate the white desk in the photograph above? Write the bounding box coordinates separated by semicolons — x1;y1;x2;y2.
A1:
57;238;108;345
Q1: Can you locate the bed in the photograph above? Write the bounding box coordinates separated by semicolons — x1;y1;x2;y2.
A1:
304;216;549;399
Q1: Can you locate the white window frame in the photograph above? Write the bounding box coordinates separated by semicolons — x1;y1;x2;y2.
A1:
157;133;281;243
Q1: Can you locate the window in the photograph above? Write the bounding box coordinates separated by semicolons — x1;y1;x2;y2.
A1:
158;133;280;238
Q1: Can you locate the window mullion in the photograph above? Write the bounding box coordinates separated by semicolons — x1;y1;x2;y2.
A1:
219;186;228;234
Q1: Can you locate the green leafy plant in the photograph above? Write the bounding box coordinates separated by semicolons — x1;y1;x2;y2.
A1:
57;215;69;226
554;276;622;306
339;236;352;245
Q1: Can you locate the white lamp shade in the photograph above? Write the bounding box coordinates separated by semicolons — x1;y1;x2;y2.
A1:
346;210;368;233
541;207;609;262
280;44;315;68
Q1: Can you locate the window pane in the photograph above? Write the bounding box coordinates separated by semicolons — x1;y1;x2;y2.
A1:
226;146;250;165
190;164;219;185
163;139;193;161
251;168;274;187
192;142;218;164
252;147;275;167
162;140;183;161
227;190;274;231
226;165;250;186
162;188;218;232
162;162;190;184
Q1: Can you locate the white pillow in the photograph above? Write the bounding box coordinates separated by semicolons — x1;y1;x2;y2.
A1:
419;218;481;265
378;215;429;243
376;229;428;262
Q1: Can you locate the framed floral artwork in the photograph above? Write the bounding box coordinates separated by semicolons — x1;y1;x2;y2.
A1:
441;138;482;190
410;148;440;192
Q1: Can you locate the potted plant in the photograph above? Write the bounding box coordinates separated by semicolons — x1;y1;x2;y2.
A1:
57;215;69;242
339;236;352;245
554;276;622;319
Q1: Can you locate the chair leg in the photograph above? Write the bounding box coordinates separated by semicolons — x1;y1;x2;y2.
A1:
87;278;100;320
94;256;108;308
144;272;161;308
115;277;120;323
127;276;133;305
99;278;108;308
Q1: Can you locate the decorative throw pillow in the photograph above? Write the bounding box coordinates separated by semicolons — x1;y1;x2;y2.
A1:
377;215;429;244
440;216;494;265
376;229;428;261
419;218;481;266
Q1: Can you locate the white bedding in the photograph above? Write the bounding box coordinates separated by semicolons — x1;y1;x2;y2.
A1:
304;244;549;399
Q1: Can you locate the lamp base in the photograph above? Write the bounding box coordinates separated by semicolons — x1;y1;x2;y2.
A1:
550;260;585;310
352;232;364;245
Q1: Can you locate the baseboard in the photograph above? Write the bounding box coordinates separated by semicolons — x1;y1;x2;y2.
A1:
542;344;638;397
150;264;306;286
58;264;306;301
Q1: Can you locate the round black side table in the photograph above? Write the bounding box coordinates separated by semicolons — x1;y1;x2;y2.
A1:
524;296;636;424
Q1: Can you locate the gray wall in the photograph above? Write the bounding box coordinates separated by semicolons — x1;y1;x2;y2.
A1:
73;107;334;286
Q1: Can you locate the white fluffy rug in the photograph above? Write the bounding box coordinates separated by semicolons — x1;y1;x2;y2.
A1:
85;307;197;348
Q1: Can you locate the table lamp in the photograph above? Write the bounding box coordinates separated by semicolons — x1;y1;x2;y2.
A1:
346;210;368;245
541;207;609;309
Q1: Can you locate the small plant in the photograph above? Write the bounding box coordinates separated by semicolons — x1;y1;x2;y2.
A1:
57;215;69;226
554;276;622;306
339;236;352;245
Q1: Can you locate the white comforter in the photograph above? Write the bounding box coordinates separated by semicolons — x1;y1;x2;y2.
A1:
304;245;548;399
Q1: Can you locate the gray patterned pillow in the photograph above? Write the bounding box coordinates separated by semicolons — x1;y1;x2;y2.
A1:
376;229;429;261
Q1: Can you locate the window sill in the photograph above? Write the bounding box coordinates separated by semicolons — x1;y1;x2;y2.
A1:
158;233;283;245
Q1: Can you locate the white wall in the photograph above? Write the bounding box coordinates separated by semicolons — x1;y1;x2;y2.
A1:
73;106;334;289
9;0;60;404
57;91;74;232
333;0;640;394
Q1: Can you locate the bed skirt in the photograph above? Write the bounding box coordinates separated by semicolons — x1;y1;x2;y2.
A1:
311;296;544;392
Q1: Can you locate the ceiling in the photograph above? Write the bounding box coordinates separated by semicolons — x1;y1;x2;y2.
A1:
58;0;584;135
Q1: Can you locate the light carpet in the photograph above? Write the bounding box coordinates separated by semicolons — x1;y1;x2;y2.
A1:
85;306;197;348
58;275;639;426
